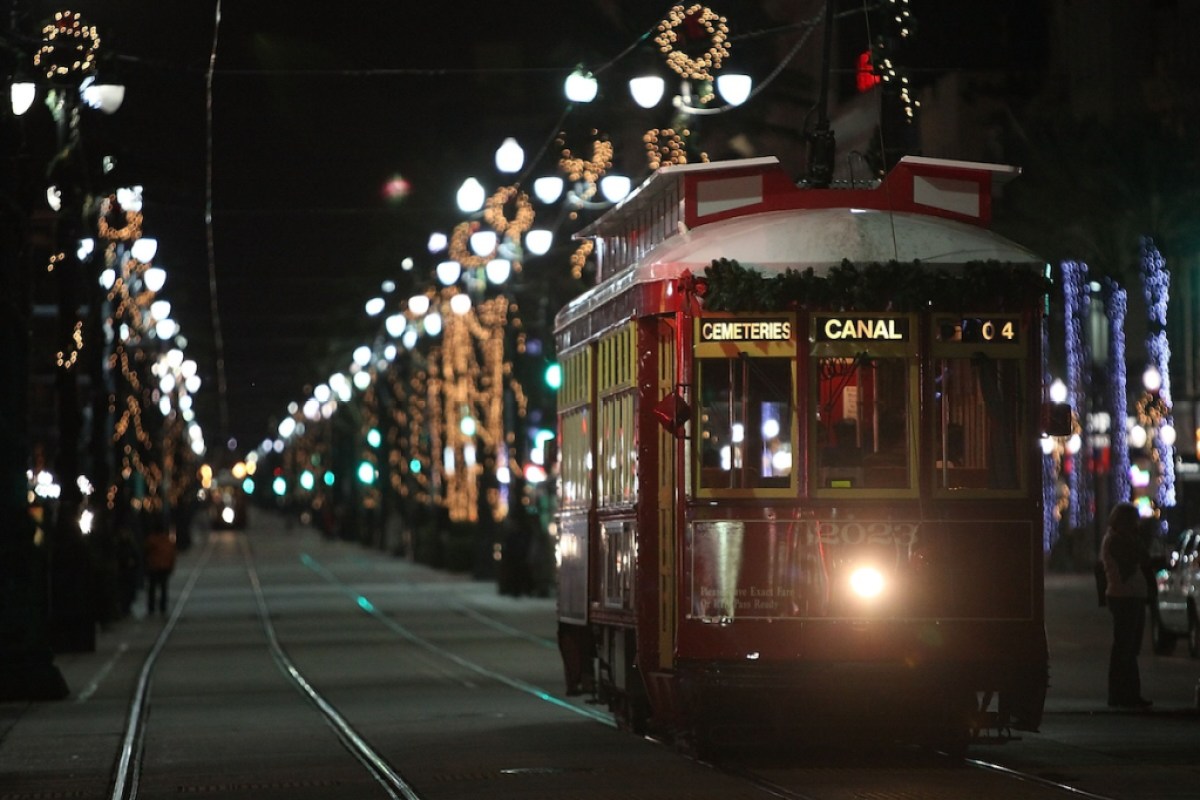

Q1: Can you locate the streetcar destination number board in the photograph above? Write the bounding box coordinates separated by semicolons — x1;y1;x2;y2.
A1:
937;317;1019;344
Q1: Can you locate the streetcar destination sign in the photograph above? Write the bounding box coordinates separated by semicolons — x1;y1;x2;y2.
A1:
937;317;1020;343
700;319;792;342
816;316;909;342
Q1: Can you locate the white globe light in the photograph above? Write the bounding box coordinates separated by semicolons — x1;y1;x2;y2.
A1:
600;174;632;203
449;293;473;315
716;73;753;106
99;268;116;289
1128;424;1147;450
628;75;665;108
456;178;486;213
423;312;443;336
485;259;511;285
427;232;448;253
494;137;524;173
46;186;61;211
1143;367;1162;392
385;313;405;337
11;82;35;116
116;186;144;212
365;297;386;316
525;229;553;256
353;345;372;367
436;260;462;286
469;230;497;256
131;237;158;263
80;77;126;114
401;328;419;350
143;266;167;292
353;371;371;390
408;294;431;316
150;299;171;320
155;318;178;339
564;68;598;103
1160;424;1177;446
533;176;564;204
1049;379;1068;404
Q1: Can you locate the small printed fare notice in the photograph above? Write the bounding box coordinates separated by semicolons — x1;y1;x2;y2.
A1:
697;584;794;616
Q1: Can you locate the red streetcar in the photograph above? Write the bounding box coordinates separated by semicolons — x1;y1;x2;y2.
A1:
553;155;1066;753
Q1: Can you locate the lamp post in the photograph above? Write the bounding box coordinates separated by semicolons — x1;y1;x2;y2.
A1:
1;8;126;696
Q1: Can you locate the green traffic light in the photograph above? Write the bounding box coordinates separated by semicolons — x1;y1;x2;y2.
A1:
544;362;562;390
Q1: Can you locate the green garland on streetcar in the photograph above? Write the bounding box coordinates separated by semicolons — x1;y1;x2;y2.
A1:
700;258;1050;313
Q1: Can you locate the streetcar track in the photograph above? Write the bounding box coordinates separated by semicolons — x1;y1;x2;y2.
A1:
109;535;214;800
964;755;1118;800
301;549;1124;800
108;533;428;800
240;536;423;800
299;552;615;727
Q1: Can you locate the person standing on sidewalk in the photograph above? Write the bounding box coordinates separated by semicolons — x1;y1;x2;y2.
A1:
144;520;177;616
1100;502;1153;709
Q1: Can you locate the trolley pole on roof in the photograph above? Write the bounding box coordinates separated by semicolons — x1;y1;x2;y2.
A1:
807;0;837;188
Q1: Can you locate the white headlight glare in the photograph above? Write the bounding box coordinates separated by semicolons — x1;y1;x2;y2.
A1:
849;566;886;599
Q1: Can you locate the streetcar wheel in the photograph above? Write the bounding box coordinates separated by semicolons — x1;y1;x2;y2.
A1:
1150;607;1177;655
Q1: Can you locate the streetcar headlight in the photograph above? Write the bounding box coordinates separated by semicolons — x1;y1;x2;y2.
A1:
849;566;886;599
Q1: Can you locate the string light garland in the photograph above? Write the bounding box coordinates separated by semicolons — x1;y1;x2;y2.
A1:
1141;237;1175;526
1061;260;1090;532
448;221;491;268
34;10;100;80
557;131;613;185
570;239;594;280
654;4;731;98
644;128;708;170
1104;279;1131;506
482;185;534;240
56;321;83;369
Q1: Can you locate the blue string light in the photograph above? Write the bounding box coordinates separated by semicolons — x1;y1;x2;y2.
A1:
1061;260;1090;531
1141;237;1175;530
1104;279;1130;504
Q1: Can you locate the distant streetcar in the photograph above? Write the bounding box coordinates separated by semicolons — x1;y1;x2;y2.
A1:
552;155;1067;754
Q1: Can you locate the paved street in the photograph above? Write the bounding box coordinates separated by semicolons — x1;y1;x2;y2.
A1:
1;512;1198;800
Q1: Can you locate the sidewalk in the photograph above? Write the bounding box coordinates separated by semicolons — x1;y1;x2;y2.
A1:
1044;571;1200;713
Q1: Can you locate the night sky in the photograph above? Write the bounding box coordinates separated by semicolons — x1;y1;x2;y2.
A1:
12;1;1047;460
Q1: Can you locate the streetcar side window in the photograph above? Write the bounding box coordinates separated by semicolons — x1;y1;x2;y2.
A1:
934;356;1023;490
697;357;794;490
814;356;911;490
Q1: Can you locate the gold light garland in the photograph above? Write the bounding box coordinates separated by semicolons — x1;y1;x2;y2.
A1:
570;240;594;280
644;128;709;170
448;221;491;268
34;10;100;80
56;321;83;369
654;5;730;92
98;195;143;242
483;185;534;240
558;131;613;184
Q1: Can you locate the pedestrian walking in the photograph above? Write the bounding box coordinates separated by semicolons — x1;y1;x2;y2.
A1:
1099;502;1153;708
144;521;177;616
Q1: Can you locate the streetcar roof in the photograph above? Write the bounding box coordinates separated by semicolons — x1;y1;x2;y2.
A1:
636;206;1044;281
558;156;1042;333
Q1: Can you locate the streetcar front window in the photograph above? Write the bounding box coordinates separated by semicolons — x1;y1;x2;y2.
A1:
935;356;1023;490
814;355;912;490
698;357;793;490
